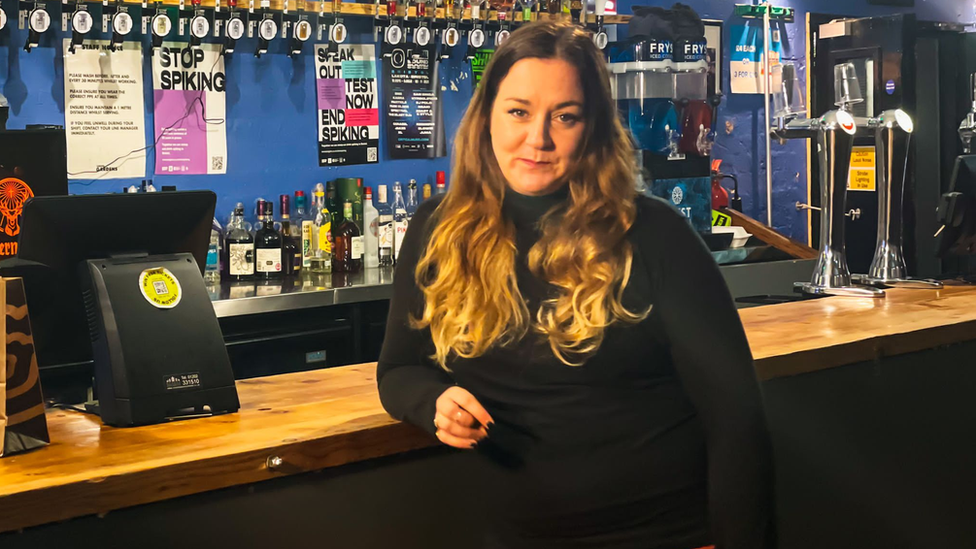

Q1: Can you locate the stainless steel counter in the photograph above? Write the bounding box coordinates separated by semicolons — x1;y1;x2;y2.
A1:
209;267;396;318
209;258;817;318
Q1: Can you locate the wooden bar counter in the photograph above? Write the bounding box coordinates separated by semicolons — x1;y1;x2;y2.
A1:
3;285;976;549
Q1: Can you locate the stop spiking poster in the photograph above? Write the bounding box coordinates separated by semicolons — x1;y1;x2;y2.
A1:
315;43;380;166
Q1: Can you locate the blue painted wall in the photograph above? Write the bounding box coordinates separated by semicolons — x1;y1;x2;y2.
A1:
0;1;971;236
0;13;471;225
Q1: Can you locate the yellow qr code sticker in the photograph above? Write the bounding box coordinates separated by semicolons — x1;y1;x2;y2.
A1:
139;267;183;309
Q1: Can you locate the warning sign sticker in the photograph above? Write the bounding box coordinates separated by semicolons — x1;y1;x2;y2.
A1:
848;146;877;192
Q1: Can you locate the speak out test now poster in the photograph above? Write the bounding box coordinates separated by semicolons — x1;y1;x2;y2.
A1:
315;43;380;166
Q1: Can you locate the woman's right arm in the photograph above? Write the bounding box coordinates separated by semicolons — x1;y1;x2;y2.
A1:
376;199;457;436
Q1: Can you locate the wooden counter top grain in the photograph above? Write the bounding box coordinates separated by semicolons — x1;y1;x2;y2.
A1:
742;284;976;381
2;285;976;534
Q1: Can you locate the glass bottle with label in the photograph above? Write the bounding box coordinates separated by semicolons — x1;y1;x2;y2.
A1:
334;201;364;273
294;190;313;270
205;217;222;284
406;179;419;219
435;170;447;195
279;194;301;276
224;203;255;281
310;187;333;273
377;184;395;267
392;181;409;263
422;183;432;201
326;180;342;228
363;186;380;269
253;198;267;236
255;201;283;279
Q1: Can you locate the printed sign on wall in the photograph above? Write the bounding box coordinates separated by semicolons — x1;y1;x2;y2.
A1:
63;39;146;179
151;43;228;175
315;43;380;166
729;23;782;94
470;48;494;93
382;43;443;159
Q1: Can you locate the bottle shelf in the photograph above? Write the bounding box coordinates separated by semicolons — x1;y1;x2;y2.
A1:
117;0;630;24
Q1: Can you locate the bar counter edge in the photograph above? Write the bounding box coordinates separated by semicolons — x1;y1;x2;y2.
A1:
3;284;976;547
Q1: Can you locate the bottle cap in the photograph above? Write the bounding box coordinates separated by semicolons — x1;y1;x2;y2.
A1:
436;170;445;187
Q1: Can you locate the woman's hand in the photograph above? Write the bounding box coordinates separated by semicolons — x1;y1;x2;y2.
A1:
433;386;494;449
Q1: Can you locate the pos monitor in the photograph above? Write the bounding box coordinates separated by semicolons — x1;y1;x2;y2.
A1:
17;191;239;426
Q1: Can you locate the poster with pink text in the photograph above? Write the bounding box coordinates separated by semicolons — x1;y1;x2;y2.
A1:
151;42;228;175
315;43;380;166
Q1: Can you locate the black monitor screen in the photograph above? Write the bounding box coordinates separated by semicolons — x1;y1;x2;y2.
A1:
11;191;215;376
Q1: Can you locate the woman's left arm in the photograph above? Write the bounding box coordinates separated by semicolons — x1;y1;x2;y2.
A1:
643;203;774;549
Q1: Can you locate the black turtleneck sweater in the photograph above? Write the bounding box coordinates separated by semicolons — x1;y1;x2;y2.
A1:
377;188;773;549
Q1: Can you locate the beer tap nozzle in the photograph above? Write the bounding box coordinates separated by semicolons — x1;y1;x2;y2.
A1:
959;73;976;154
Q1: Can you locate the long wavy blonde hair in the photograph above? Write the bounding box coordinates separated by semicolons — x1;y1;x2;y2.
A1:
414;21;648;367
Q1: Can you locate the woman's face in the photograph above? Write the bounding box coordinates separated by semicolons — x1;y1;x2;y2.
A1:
489;57;586;196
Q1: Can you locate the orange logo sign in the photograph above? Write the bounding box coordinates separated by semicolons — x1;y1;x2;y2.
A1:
0;177;34;238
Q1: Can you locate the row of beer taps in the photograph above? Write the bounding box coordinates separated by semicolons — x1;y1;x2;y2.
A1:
772;62;942;298
18;0;610;57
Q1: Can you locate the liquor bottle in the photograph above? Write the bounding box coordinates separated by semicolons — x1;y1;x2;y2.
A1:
363;186;380;269
406;179;419;218
435;170;447;195
422;183;432;201
295;191;313;270
224;203;255;281
353;178;365;233
326;180;342;228
334;201;364;272
253;198;267;236
205;217;222;284
392;182;409;263
279;194;301;276
255;201;283;279
310;186;333;273
377;185;395;267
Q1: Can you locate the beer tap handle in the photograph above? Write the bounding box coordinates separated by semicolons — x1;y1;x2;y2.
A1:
959;73;976;154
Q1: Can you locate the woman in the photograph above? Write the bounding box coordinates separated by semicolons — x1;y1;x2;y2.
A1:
377;21;772;549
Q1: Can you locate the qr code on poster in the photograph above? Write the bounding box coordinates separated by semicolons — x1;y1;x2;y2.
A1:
367;147;378;162
212;156;224;171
